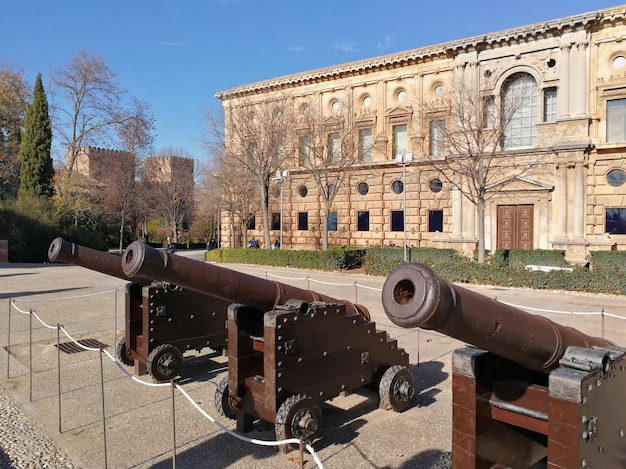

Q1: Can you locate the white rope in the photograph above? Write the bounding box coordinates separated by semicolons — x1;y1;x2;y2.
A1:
10;300;32;314
31;311;57;330
496;299;612;316
102;349;170;387
175;385;324;468
12;289;117;303
58;326;102;351
265;273;308;281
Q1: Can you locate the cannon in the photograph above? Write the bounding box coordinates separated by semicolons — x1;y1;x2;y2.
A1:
48;238;230;381
121;240;413;447
382;263;626;469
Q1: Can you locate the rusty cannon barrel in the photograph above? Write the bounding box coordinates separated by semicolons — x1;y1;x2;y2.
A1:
48;237;153;286
121;240;370;319
382;263;620;372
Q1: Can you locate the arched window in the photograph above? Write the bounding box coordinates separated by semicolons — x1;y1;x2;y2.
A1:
502;73;537;149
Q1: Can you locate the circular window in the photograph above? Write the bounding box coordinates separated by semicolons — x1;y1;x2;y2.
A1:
607;168;626;187
392;180;404;194
396;90;406;101
429;178;443;193
363;95;371;107
613;56;626;69
434;84;444;95
547;58;556;68
358;182;369;195
331;101;340;112
298;185;308;197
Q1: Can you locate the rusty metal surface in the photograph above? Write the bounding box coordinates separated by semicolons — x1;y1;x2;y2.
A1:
121;240;370;320
382;263;621;372
48;237;152;286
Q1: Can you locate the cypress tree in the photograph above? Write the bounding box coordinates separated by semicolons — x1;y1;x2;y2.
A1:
18;73;53;198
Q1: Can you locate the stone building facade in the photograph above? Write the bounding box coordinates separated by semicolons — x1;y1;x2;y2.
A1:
216;6;626;261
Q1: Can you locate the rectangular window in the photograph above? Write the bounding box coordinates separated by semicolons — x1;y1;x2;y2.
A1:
606;208;626;234
482;96;495;129
298;136;311;166
358;128;373;162
271;212;281;231
246;215;255;230
430;120;445;156
607;99;626;143
391;210;404;232
357;211;370;231
298;212;308;231
327;132;341;162
328;211;337;231
392;125;407;160
428;210;444;232
543;87;557;123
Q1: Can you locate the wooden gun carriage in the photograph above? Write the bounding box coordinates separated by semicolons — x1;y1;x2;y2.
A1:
382;263;626;469
120;240;414;445
48;237;229;381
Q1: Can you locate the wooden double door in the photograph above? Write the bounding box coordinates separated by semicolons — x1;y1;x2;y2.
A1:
497;205;533;250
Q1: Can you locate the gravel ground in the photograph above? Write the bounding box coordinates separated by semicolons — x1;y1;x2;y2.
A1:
0;383;79;469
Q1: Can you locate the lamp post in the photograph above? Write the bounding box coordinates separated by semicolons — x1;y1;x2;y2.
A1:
395;153;413;262
272;169;289;248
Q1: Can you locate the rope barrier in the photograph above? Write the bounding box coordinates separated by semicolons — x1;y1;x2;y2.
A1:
12;295;324;467
11;290;118;303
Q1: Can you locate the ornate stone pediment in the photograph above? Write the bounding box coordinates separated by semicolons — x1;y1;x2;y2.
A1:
486;175;554;192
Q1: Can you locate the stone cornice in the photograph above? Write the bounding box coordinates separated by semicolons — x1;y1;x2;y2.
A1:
216;7;626;101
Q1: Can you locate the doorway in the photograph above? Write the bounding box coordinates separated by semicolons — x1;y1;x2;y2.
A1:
497;205;533;250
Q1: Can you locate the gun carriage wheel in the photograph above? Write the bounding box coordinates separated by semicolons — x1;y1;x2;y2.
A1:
274;394;321;443
115;337;134;367
379;365;414;411
214;376;238;420
146;343;183;382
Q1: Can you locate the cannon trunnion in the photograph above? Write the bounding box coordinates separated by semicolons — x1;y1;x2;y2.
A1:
49;238;228;381
218;300;413;449
382;263;625;469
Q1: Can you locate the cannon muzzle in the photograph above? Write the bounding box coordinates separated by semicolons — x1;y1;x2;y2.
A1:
382;263;619;372
48;237;152;286
121;241;370;319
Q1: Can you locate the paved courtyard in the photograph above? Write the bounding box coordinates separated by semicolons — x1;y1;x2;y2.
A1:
1;250;626;468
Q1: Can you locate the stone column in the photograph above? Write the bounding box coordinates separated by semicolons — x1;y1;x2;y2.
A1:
553;162;568;240
566;162;576;239
572;162;586;240
452;186;462;238
558;44;571;119
571;42;589;117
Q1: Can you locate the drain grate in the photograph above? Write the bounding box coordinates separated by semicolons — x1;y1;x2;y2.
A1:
55;338;109;354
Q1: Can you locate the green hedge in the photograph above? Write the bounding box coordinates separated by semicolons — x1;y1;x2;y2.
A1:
206;247;365;271
205;247;626;295
491;249;568;268
589;251;626;271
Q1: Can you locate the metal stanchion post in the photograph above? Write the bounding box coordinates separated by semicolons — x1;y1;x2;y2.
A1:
171;380;177;469
7;299;12;379
417;329;421;367
29;309;33;402
57;324;62;433
114;288;118;350
299;438;304;469
601;308;605;339
99;348;108;469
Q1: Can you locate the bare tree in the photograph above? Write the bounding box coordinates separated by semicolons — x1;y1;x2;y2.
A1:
209;93;294;249
419;74;552;263
0;62;29;199
298;93;370;250
50;50;128;180
199;155;258;248
145;146;195;243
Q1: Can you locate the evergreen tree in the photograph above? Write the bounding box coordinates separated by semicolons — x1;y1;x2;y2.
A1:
18;73;53;198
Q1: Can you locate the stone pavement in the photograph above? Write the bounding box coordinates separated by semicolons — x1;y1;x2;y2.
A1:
1;251;626;469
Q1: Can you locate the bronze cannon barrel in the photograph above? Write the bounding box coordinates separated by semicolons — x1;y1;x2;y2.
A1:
48;237;153;286
121;241;370;319
382;263;619;372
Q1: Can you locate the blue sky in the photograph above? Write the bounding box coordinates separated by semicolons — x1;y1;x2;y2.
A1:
3;0;624;161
